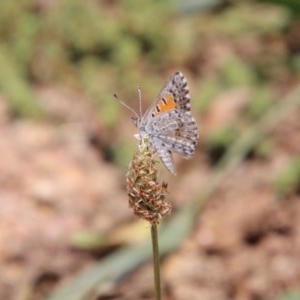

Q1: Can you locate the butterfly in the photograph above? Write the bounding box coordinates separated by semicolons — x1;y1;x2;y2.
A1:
118;71;199;175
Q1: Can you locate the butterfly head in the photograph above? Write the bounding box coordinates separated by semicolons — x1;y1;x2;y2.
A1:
131;116;150;148
131;116;140;128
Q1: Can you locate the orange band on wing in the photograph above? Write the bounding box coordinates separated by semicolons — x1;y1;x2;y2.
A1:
153;94;176;116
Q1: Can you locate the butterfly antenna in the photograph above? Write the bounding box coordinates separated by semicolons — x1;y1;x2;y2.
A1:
138;85;143;118
114;94;139;119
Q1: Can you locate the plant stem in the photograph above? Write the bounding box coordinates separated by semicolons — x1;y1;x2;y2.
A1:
151;224;162;300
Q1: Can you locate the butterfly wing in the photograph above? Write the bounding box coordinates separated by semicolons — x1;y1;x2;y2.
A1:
160;71;192;113
141;72;192;123
139;72;199;174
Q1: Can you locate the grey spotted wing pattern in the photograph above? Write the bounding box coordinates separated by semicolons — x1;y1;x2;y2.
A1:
148;110;198;174
138;71;199;175
159;71;192;113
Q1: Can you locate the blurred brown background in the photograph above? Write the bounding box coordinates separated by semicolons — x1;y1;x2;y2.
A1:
0;0;300;299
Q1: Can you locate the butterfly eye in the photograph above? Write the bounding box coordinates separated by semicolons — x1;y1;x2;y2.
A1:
131;116;139;126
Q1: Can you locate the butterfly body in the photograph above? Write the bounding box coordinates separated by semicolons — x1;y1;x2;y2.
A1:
134;72;199;175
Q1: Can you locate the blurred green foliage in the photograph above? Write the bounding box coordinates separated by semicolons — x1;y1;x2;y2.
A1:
194;78;221;112
260;0;300;15
71;230;107;250
252;138;274;159
205;125;238;162
221;56;257;87
273;157;300;199
277;290;300;300
0;0;298;164
113;139;138;170
246;87;273;119
215;2;290;36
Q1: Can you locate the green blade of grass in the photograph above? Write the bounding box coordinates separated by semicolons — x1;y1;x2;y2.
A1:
47;206;195;300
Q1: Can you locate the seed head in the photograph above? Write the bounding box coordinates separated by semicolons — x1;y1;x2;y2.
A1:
126;146;171;225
